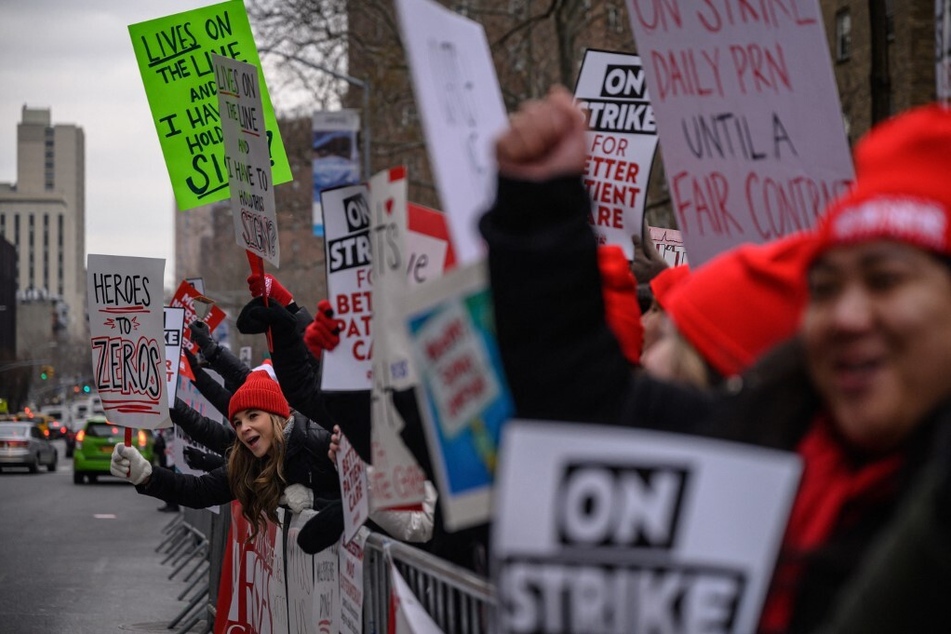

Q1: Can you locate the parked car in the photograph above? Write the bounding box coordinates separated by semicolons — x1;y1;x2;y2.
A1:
0;422;58;473
73;416;154;484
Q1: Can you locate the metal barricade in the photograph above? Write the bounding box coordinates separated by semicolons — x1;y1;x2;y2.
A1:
363;533;495;634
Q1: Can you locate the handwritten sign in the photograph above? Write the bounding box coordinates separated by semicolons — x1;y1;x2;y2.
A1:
285;511;319;633
321;183;373;391
214;54;280;266
624;0;854;265
394;0;508;265
339;528;368;634
574;49;659;257
86;255;169;428
493;420;802;633
407;202;457;284
128;1;290;211
404;261;513;530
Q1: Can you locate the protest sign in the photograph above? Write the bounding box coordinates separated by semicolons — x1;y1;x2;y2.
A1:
406;202;457;284
339;527;369;634
939;0;951;102
493;420;802;633
574;49;659;257
624;0;854;265
163;307;185;408
128;1;291;211
313;110;363;237
394;0;508;265
214;54;280;266
216;504;289;633
320;183;373;391
86;254;169;428
283;511;342;634
169;279;227;355
336;431;370;544
173;367;227;487
403;261;513;530
649;225;689;266
389;563;443;634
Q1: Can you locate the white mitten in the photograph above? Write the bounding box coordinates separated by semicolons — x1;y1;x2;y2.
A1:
110;444;152;485
283;483;314;514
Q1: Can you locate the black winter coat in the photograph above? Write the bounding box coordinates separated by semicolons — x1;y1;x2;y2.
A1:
136;414;340;508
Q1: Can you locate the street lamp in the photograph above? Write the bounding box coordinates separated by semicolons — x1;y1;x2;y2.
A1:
260;49;372;180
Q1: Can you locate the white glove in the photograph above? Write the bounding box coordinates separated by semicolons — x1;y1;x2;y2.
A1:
281;483;314;514
110;444;152;486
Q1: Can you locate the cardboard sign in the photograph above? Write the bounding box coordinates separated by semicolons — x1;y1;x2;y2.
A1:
320;183;373;391
336;431;370;544
313;110;362;237
169;279;227;356
163;307;186;409
217;503;289;633
128;1;291;211
86;254;169;428
493;420;802;633
394;0;508;265
649;225;690;267
403;261;513;530
574;49;659;257
339;527;369;634
406;202;457;284
283;511;341;634
624;0;854;265
214;54;280;266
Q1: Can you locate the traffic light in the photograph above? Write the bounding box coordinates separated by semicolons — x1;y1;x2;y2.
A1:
82;385;91;394
40;365;54;380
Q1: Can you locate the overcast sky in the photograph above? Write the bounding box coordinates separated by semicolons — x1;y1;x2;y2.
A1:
0;0;301;290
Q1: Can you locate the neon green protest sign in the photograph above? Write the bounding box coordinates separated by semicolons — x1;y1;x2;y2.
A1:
129;0;291;211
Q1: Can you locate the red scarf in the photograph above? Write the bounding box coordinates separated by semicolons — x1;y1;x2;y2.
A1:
758;415;903;633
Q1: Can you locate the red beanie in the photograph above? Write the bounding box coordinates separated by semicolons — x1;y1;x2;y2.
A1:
649;264;691;309
598;245;644;365
662;233;817;378
816;104;951;258
228;370;290;423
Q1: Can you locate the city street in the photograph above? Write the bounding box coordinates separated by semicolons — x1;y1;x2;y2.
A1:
0;439;208;633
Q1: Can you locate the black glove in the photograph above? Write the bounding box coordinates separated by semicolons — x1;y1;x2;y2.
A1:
189;320;219;361
183;446;226;472
183;348;202;373
236;297;298;335
296;498;344;554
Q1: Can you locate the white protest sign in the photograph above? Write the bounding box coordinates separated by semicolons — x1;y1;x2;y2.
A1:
321;183;373;391
314;542;341;634
339;527;369;634
163;307;185;409
624;0;854;265
285;510;319;634
403;261;513;530
395;0;508;265
336;431;370;543
939;0;951;102
214;54;280;267
493;420;802;634
390;563;444;634
86;254;169;429
649;225;690;267
575;49;659;257
406;202;457;285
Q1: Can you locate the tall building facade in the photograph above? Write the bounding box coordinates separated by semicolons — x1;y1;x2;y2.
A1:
0;106;86;340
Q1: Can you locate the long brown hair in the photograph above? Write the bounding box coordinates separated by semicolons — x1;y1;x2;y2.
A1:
227;412;288;541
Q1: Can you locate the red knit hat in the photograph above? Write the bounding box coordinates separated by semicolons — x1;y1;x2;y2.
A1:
662;232;817;378
228;370;290;423
649;264;691;309
598;245;644;365
816;104;951;258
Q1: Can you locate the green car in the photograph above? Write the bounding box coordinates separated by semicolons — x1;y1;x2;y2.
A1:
73;416;155;484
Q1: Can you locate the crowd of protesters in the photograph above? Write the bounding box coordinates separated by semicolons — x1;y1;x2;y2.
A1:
109;84;951;631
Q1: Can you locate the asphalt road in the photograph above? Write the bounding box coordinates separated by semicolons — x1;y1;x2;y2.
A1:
0;439;208;633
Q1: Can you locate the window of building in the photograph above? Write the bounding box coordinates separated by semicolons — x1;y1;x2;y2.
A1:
43;214;49;292
0;213;4;238
835;9;851;62
14;214;19;247
58;215;64;295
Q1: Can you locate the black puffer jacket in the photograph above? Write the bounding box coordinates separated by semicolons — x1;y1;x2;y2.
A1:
135;414;340;508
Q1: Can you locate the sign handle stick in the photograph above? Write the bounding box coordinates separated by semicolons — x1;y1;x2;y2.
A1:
125;427;132;447
246;251;274;352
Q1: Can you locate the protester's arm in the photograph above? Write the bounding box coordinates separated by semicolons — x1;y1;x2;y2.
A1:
189;320;250;393
171;397;235;455
183;349;233;417
112;444;233;507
